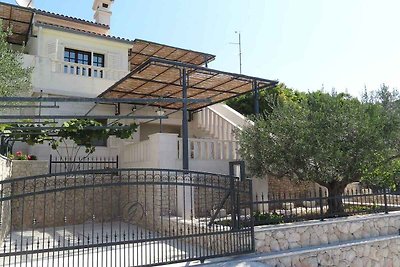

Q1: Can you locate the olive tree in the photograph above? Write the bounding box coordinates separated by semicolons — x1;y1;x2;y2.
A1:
0;20;32;97
238;90;400;213
0;20;33;154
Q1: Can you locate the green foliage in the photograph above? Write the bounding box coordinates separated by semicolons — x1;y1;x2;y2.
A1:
253;211;284;225
358;84;400;191
50;119;138;154
8;120;56;146
226;83;306;116
345;204;379;214
0;119;138;155
0;20;32;97
361;157;400;191
238;87;400;212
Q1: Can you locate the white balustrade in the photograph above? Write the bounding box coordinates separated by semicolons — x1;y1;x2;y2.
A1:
51;60;126;80
177;138;239;161
196;105;245;141
122;136;238;169
122;140;151;164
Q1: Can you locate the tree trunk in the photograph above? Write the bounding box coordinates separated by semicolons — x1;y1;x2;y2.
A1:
325;182;347;214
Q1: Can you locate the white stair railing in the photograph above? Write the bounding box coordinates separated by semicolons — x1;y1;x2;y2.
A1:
177;138;239;161
196;103;253;141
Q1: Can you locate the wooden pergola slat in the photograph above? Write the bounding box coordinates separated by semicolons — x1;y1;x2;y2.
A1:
99;57;279;111
129;39;216;70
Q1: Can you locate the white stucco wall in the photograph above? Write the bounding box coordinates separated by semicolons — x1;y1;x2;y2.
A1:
0;155;11;181
25;104;191;161
27;26;131;97
13;22;245;175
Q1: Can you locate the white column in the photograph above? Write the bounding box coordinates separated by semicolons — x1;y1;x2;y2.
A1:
148;133;179;168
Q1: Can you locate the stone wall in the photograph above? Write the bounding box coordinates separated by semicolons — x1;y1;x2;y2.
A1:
9;174;121;230
254;212;400;254
258;235;400;267
11;160;48;178
119;179;178;231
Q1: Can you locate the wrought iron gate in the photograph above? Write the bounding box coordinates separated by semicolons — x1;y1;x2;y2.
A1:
0;168;254;266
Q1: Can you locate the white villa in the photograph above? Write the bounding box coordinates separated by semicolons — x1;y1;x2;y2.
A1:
2;2;392;267
1;0;277;181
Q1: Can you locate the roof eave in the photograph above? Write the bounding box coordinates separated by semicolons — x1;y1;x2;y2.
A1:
36;22;133;45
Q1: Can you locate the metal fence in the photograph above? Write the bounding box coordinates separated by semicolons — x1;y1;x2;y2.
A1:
49;155;119;173
252;188;400;225
0;168;253;266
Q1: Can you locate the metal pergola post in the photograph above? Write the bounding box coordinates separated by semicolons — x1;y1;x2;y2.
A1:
182;68;189;170
253;80;260;115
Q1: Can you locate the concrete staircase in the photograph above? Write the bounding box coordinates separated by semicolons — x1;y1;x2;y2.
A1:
194;103;253;141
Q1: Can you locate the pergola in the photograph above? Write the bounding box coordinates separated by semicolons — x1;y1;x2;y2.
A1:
0;2;34;45
0;22;278;170
129;39;216;70
100;42;279;169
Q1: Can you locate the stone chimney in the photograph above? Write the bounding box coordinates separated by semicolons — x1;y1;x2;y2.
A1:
92;0;114;27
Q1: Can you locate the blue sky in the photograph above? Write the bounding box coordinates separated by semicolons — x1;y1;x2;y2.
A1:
6;0;400;96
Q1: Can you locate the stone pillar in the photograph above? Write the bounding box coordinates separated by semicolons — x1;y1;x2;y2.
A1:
148;133;179;169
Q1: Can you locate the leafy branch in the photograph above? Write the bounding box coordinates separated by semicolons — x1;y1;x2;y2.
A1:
0;119;138;170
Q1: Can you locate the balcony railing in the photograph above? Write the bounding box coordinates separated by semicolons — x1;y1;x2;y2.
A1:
51;60;127;80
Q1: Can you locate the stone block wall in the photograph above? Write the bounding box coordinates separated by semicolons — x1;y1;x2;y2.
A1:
119;180;178;231
254;212;400;253
11;160;48;178
9;174;122;230
259;235;400;267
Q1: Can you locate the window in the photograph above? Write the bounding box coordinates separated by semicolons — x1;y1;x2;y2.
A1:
93;53;105;78
63;48;105;78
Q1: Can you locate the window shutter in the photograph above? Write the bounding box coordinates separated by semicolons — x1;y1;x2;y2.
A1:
47;40;60;61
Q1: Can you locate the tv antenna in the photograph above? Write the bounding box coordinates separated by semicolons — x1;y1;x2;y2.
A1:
230;31;242;74
15;0;34;8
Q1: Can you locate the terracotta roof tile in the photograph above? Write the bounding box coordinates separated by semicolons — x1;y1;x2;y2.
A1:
33;8;109;29
36;21;133;44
